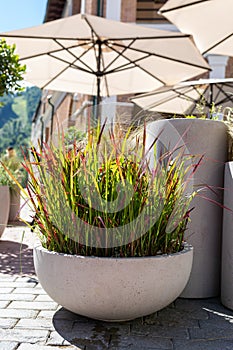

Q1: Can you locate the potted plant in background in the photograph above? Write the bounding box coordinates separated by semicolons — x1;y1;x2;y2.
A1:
1;147;24;222
0;163;11;238
8;123;199;322
0;37;26;230
0;154;25;237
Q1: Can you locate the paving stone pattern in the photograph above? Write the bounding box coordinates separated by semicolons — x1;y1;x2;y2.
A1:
1;225;233;349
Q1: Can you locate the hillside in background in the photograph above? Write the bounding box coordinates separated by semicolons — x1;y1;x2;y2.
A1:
0;86;41;155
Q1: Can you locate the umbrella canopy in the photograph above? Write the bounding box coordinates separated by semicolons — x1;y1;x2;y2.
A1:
131;78;233;115
159;0;233;56
0;14;210;103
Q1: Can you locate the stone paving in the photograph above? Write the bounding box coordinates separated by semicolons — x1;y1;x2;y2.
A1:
1;219;233;349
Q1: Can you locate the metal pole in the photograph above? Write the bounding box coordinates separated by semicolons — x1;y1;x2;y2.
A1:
40;116;44;149
47;95;55;140
92;39;102;123
97;39;102;106
210;83;213;106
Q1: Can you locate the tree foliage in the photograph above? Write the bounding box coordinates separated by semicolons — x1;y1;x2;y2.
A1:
0;39;26;97
0;94;18;128
0;87;41;154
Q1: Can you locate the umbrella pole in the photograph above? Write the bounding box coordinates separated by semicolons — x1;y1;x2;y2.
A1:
209;84;213;118
210;84;213;106
91;75;101;123
92;39;102;123
96;39;102;107
97;76;101;106
92;78;101;125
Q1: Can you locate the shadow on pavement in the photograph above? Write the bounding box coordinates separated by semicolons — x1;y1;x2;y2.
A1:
53;307;128;349
0;239;35;276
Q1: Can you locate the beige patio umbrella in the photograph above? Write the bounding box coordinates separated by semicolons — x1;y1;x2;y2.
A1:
159;0;233;56
0;14;210;104
131;78;233;115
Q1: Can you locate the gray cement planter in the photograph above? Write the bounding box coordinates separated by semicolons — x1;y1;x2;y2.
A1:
146;118;228;298
33;243;193;322
221;162;233;309
8;188;21;222
0;186;10;238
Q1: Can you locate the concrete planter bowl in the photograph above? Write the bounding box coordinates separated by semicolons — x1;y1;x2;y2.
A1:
33;243;193;322
0;185;10;238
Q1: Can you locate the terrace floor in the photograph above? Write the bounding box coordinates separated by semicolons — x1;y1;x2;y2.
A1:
1;205;233;350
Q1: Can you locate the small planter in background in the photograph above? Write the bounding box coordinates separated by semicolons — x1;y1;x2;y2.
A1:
0;147;23;223
0;185;10;238
8;188;21;222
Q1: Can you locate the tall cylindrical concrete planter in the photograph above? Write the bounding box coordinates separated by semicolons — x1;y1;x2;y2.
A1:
0;186;10;238
221;162;233;309
146;119;228;298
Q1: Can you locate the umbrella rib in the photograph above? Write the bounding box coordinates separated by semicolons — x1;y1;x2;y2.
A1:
17;39;94;64
214;83;233;105
105;42;167;84
140;86;199;111
215;95;233;106
82;14;100;40
112;41;211;71
0;33;191;41
40;58;78;90
102;38;137;73
105;34;191;40
172;87;201;103
105;44;166;84
159;0;209;14
53;38;97;74
211;83;222;104
189;84;210;114
82;12;192;41
191;84;210;107
136;80;233;115
202;32;233;55
48;52;100;76
90;29;99;70
48;41;143;79
79;16;180;43
132;85;197;100
192;83;230;109
104;42;208;85
218;83;233;96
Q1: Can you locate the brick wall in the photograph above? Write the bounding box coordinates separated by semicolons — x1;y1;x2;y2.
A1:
85;0;97;15
82;0;137;21
121;0;137;22
50;95;72;144
72;0;81;14
226;57;233;78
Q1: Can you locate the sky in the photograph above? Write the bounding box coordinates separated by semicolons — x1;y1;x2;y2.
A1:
0;0;48;32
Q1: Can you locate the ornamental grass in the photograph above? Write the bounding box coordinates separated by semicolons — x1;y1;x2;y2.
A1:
5;123;200;257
